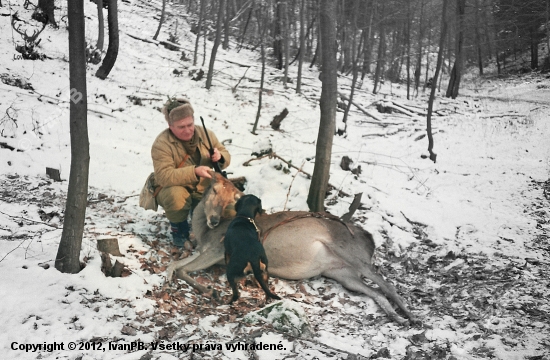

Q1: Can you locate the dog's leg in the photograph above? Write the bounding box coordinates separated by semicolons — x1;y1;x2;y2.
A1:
252;261;281;301
226;272;240;304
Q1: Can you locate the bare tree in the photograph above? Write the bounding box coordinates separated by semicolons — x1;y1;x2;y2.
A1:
36;0;57;27
223;0;230;49
55;0;90;273
373;3;386;94
252;5;268;135
153;0;167;41
273;0;284;69
95;0;119;80
193;0;205;66
282;0;289;88
342;0;362;133
446;0;465;99
295;0;305;94
206;0;226;89
307;0;337;212
96;0;105;51
474;0;483;75
426;0;449;163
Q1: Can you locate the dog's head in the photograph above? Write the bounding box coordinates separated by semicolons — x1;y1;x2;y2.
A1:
235;194;263;218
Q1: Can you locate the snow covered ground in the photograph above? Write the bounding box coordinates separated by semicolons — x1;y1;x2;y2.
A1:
1;1;549;359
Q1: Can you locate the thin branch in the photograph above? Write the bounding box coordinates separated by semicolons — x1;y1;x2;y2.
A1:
243;152;311;178
0;239;26;263
0;210;59;229
232;66;251;93
283;161;306;211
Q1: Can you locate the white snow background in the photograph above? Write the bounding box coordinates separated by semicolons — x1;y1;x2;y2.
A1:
0;1;549;359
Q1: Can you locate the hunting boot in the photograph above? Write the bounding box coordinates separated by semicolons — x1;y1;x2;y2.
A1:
170;221;193;250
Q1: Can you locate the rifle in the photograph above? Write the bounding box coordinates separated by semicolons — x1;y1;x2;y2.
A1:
200;116;227;178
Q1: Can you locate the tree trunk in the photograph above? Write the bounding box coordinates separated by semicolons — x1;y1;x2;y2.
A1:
237;2;253;51
406;0;411;100
283;1;290;89
342;0;361;132
273;0;283;70
223;0;230;49
96;0;105;51
426;0;448;164
415;0;425;96
252;42;266;134
547;0;550;61
153;0;167;41
296;0;305;93
361;1;375;80
474;0;483;75
342;32;362;134
206;0;225;89
55;0;90;274
373;4;386;94
95;0;119;80
307;0;337;212
37;0;57;27
424;16;432;90
252;5;267;135
194;0;205;66
530;26;539;70
445;0;465;99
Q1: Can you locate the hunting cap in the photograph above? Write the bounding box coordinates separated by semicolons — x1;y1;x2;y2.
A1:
162;97;194;124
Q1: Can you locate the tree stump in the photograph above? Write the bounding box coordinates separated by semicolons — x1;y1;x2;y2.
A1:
270;108;289;130
97;238;122;256
340;156;353;171
46;167;61;181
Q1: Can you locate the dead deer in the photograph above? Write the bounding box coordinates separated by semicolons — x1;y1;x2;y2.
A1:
165;172;415;324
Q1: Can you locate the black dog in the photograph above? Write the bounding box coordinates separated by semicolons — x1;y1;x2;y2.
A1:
224;194;281;303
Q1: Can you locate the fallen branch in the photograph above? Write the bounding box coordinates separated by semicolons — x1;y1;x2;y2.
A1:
124;32;159;44
378;100;420;120
0;210;59;229
0;142;18;151
477;113;525;119
390;100;426;116
243;152;311;178
338;91;383;121
244;152;351;197
225;58;254;67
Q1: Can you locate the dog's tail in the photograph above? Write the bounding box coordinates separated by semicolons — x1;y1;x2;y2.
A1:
252;259;281;300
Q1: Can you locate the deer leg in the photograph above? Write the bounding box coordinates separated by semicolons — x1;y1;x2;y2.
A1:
361;269;414;320
165;247;225;296
323;267;410;325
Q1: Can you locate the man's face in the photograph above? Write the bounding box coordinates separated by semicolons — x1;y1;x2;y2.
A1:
169;116;195;141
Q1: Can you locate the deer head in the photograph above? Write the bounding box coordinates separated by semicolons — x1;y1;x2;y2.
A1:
11;13;47;47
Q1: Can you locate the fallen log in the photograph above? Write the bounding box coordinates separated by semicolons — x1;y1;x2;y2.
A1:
337;91;383;121
390;101;427;116
379;101;420;120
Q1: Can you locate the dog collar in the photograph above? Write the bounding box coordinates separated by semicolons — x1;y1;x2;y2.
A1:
237;216;261;240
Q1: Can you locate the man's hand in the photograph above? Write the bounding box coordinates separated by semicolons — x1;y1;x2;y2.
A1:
195;166;213;178
210;148;222;162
